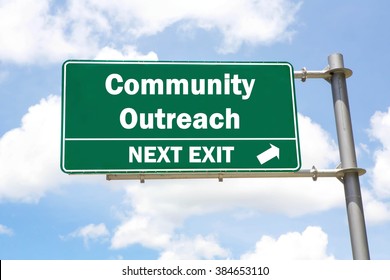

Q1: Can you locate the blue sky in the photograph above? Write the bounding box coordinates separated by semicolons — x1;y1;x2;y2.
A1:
0;0;390;260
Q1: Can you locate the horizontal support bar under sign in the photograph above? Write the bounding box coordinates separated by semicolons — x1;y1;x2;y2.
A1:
105;167;366;183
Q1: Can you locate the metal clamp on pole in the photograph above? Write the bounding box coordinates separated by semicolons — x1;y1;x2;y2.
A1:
294;65;352;82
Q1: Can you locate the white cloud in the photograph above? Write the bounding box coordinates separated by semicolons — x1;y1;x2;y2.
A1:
64;223;110;247
0;0;301;64
362;189;390;225
111;177;343;251
368;107;390;198
298;114;339;168
0;224;13;236
241;226;334;260
159;235;230;260
0;93;130;203
358;143;370;155
0;95;71;202
111;215;172;249
0;0;85;64
369;107;390;146
94;0;302;54
112;222;230;259
94;46;158;61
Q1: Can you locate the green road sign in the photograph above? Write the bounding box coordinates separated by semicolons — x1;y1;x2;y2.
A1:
61;61;301;174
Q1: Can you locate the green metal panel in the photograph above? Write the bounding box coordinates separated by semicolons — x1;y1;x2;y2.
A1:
61;61;300;174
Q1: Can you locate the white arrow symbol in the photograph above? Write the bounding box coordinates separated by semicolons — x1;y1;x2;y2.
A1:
257;144;280;165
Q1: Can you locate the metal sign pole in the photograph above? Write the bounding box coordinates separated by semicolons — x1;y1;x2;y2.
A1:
328;53;370;259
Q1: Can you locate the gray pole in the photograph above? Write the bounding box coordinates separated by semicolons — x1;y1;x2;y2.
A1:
328;53;370;259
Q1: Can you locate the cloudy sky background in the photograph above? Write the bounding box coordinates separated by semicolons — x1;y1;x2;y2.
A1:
0;0;390;259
